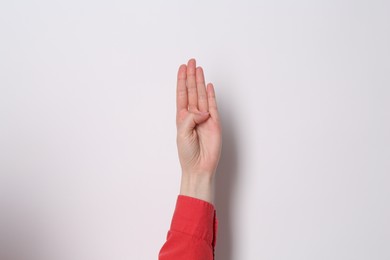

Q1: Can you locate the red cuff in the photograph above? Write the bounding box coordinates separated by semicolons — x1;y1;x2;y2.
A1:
170;195;218;247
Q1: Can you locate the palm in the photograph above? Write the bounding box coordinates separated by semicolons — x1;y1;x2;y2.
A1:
176;59;222;176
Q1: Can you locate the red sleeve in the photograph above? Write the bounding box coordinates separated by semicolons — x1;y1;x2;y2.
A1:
158;195;218;260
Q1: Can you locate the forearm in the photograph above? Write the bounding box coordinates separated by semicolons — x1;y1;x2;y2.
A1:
158;195;217;260
179;172;215;204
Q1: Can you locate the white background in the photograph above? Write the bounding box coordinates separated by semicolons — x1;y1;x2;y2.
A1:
1;0;389;259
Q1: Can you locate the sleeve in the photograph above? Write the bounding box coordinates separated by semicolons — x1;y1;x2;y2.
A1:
158;195;218;260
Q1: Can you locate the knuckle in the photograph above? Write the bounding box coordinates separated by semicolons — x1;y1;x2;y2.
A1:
177;89;187;96
187;86;197;93
198;94;207;100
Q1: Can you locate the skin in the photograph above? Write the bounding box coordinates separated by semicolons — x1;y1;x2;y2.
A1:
176;58;222;204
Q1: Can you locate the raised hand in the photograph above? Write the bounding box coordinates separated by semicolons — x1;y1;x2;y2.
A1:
176;58;222;203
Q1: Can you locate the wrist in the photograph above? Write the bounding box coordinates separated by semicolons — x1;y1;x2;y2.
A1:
179;172;215;204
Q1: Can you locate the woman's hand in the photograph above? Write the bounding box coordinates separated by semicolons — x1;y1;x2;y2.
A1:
176;58;222;203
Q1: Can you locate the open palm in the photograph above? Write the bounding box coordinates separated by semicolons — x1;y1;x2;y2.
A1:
176;59;222;177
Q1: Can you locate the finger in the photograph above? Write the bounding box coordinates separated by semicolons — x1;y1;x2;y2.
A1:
179;111;210;135
207;83;219;120
196;66;209;113
186;58;198;112
176;64;188;113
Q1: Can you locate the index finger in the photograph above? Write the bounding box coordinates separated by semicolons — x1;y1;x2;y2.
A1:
176;64;188;112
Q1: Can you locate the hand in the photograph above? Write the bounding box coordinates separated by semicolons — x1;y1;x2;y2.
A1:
176;58;222;203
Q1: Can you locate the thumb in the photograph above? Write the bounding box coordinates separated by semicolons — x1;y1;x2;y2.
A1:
182;111;210;132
